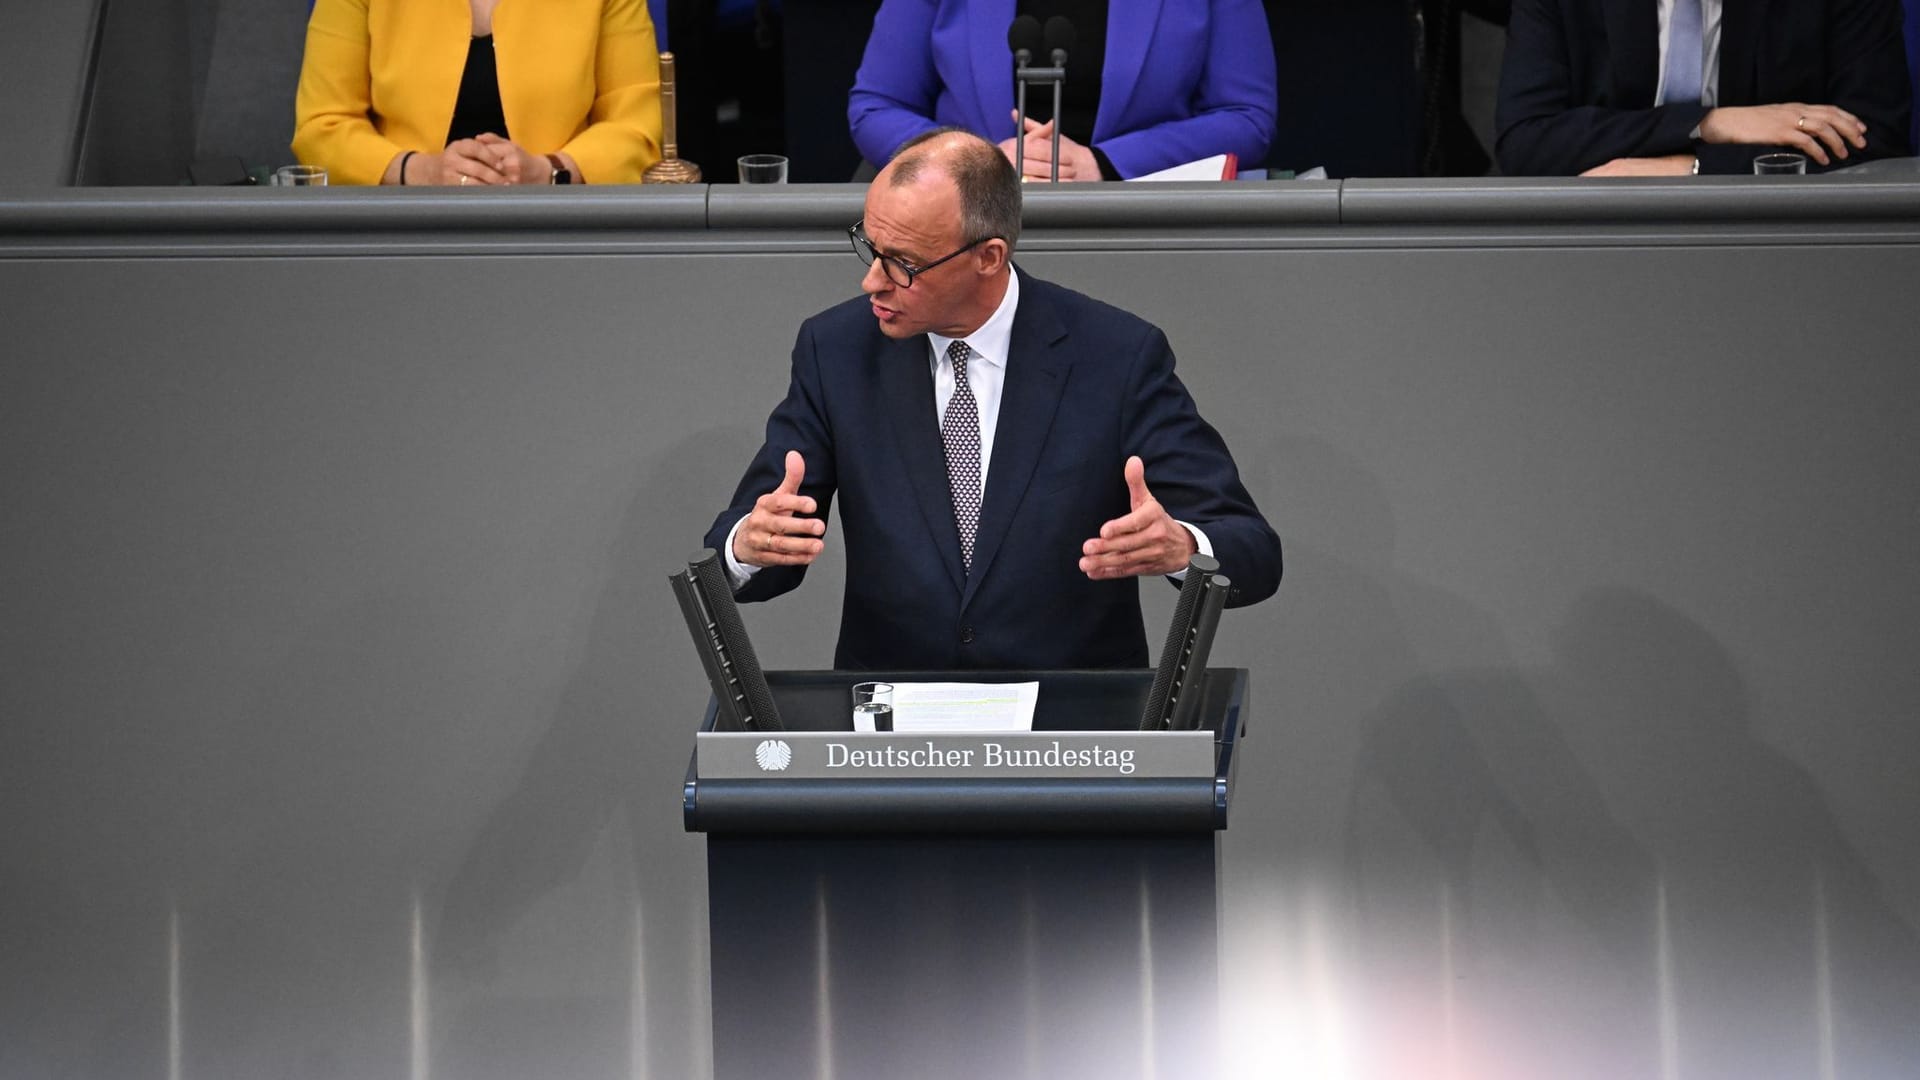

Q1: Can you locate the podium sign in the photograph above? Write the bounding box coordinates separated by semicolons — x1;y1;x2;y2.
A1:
697;729;1216;779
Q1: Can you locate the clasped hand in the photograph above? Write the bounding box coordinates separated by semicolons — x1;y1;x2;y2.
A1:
997;112;1103;182
416;133;553;185
736;453;1195;579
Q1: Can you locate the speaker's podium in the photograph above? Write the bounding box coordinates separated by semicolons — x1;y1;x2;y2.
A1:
684;667;1248;1080
671;549;1244;1080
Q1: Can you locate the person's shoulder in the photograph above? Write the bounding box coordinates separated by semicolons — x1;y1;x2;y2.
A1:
1020;272;1161;345
789;294;897;381
797;293;884;343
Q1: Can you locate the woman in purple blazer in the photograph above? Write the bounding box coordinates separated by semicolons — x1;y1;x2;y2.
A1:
848;0;1277;179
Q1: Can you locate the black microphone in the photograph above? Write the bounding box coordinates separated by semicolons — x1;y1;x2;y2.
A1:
1043;16;1075;67
1007;14;1043;68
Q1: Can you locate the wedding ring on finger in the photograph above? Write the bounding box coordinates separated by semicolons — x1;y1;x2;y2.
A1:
460;174;471;185
1797;116;1807;129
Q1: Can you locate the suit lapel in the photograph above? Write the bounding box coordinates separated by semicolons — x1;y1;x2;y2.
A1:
881;334;968;596
1096;0;1164;141
960;280;1071;611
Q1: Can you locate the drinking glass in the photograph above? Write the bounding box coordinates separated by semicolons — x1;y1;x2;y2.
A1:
737;154;789;184
1753;153;1807;176
852;682;894;732
273;165;328;186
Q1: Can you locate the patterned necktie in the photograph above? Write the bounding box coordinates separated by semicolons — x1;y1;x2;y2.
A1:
941;340;982;571
1666;0;1704;106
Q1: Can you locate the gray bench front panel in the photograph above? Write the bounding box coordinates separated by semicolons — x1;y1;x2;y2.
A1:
4;183;1916;1078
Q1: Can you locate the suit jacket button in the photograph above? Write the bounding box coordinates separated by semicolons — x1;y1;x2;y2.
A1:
960;626;975;644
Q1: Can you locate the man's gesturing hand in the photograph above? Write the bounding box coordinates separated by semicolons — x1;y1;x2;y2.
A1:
1079;456;1197;580
734;451;826;568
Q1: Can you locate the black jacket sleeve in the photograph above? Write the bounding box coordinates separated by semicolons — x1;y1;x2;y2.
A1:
1495;0;1711;175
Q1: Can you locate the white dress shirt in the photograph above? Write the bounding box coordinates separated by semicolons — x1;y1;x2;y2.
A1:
726;267;1209;588
1655;0;1725;107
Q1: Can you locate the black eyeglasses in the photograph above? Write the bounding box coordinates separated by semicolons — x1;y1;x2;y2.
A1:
848;220;991;289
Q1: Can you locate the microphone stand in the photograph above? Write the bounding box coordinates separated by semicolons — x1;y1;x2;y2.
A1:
1013;49;1032;180
1013;61;1067;182
1048;47;1066;183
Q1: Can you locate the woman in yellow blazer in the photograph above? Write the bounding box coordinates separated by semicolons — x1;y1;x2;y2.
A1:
293;0;663;185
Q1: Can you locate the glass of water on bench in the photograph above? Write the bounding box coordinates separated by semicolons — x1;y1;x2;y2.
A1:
852;682;893;732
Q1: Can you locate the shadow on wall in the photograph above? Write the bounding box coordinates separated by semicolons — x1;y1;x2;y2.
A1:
1223;433;1512;861
1549;588;1920;1079
1347;587;1920;1078
430;427;757;1080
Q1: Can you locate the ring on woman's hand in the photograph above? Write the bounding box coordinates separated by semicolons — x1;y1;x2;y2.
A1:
460;174;471;185
1796;116;1806;129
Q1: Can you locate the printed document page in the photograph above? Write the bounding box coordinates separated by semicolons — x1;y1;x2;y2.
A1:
891;682;1039;732
1127;154;1233;181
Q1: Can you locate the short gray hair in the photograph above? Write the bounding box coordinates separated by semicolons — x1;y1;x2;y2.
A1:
890;128;1022;254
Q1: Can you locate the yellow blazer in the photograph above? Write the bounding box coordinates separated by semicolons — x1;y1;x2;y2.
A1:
293;0;663;185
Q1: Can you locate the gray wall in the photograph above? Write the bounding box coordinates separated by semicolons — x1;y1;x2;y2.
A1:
74;0;305;185
22;0;307;187
0;0;103;185
4;182;1919;1078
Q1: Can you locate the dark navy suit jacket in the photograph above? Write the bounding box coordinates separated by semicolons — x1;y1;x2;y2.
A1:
1495;0;1911;175
846;0;1276;177
705;273;1282;671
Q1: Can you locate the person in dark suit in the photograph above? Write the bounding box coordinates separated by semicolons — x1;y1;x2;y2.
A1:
1495;0;1912;175
705;129;1281;671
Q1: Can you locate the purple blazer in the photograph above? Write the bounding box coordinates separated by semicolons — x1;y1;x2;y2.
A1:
848;0;1277;178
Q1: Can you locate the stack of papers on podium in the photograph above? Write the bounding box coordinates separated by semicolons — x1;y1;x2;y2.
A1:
890;682;1038;732
1127;154;1239;182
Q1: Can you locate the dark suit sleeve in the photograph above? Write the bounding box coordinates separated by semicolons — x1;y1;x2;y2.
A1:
1120;327;1282;608
701;321;839;603
1693;0;1912;173
1848;0;1920;161
1494;0;1710;175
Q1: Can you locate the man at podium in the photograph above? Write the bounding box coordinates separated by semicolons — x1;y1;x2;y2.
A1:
705;129;1280;670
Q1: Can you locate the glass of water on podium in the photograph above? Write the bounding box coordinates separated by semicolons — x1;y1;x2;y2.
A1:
852;682;894;732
